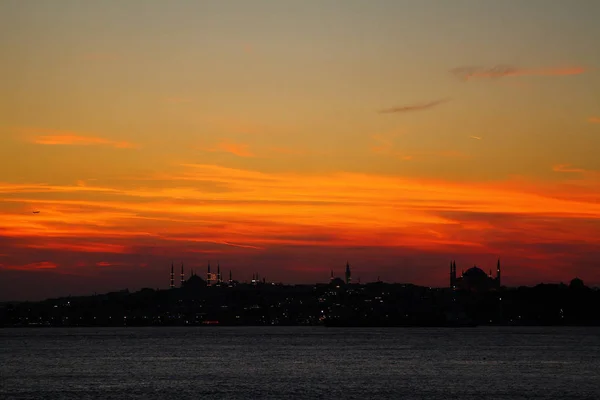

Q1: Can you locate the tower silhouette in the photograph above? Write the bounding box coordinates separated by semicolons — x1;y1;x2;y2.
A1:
450;260;457;288
207;261;212;286
180;263;184;287
217;262;222;285
170;263;174;289
345;262;351;284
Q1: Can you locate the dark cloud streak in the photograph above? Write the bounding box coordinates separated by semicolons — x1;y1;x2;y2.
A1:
379;99;449;114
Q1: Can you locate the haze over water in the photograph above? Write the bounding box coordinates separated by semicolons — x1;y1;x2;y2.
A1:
2;326;600;399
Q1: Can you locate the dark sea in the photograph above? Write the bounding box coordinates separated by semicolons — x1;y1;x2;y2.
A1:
1;327;599;399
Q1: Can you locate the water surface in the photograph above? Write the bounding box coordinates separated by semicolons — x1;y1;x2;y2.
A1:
1;327;599;399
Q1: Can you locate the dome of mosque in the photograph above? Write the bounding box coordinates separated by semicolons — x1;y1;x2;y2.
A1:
463;267;488;279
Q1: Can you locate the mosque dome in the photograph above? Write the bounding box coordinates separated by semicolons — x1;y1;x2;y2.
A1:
463;267;488;279
183;274;206;289
460;266;495;291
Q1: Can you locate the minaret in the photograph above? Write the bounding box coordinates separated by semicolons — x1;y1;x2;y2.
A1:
345;262;351;284
217;262;222;285
170;263;174;289
450;261;455;288
229;270;232;284
181;263;185;287
496;258;501;287
207;261;212;286
330;269;334;282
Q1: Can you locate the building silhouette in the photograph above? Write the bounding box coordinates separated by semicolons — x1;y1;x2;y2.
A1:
328;263;352;287
170;263;175;289
170;262;232;288
345;262;351;284
182;272;205;289
207;262;218;287
180;263;184;287
450;259;501;291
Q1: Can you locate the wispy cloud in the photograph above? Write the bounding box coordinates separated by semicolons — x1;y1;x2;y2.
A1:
451;65;586;81
32;135;136;149
589;117;600;124
23;128;136;149
470;136;482;140
25;242;131;254
202;140;255;157
553;164;587;173
379;99;448;114
0;261;57;271
96;261;114;267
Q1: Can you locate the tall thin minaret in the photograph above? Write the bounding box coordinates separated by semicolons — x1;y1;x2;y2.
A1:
207;261;213;286
450;261;454;288
170;263;174;289
229;270;232;284
181;263;185;286
452;261;457;288
330;269;334;282
217;262;222;284
496;258;501;287
345;262;351;284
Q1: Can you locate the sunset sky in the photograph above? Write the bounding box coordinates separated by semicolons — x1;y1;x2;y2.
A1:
1;1;600;300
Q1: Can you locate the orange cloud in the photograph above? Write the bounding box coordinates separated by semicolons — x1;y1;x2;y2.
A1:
96;261;123;267
452;65;586;80
0;261;57;271
25;242;131;254
22;128;136;149
589;117;600;124
202;140;255;157
2;163;599;238
553;164;587;173
32;135;135;149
